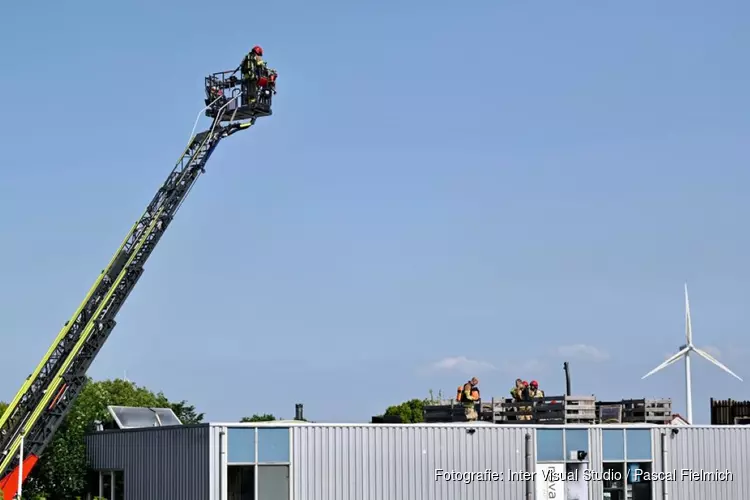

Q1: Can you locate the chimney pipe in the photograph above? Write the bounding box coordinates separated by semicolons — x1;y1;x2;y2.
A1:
295;403;304;421
563;362;571;396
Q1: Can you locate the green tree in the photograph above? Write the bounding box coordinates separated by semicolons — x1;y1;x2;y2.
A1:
168;399;204;424
381;389;445;423
241;413;276;422
22;378;200;499
384;399;425;423
0;401;7;417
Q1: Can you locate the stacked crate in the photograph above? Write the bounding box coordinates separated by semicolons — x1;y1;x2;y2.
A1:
620;399;671;423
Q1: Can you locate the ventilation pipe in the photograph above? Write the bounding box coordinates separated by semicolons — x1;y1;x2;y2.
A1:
563;362;572;396
295;403;304;421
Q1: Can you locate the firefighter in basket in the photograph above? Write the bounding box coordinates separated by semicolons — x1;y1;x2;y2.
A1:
240;45;277;107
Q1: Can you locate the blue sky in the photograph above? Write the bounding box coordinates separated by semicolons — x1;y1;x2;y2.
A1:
1;0;748;424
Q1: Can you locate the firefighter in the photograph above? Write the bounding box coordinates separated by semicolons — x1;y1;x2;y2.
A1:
528;380;544;399
457;377;480;421
509;378;526;421
510;379;525;400
518;380;533;421
240;45;266;105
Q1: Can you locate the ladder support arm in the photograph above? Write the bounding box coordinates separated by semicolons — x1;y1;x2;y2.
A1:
0;100;257;497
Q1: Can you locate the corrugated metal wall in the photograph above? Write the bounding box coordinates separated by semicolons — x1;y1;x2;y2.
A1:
650;428;665;500
85;425;211;500
587;428;604;500
291;425;530;500
660;426;749;500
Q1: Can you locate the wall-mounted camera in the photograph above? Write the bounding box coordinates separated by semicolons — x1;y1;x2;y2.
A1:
568;450;588;461
466;428;476;435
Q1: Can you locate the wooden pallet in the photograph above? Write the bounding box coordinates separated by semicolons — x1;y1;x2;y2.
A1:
486;396;596;424
424;396;671;424
621;399;672;423
423;402;479;422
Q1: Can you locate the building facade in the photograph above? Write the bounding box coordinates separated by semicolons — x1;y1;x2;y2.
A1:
84;422;750;500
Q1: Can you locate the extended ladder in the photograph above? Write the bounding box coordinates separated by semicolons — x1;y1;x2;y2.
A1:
0;93;262;499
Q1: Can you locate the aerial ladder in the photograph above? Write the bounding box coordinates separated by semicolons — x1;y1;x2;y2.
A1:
0;59;276;499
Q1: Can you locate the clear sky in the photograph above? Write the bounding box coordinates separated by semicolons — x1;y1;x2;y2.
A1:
0;0;748;425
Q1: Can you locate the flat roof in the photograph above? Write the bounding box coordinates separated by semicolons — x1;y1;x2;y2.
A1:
209;421;745;429
84;421;750;436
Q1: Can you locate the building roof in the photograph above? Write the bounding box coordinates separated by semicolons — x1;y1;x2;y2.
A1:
670;413;690;425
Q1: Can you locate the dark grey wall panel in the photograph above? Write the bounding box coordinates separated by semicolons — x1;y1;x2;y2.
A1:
85;424;210;500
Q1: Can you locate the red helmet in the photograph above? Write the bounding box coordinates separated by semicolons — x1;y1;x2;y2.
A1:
530;380;538;388
522;380;529;386
252;45;263;56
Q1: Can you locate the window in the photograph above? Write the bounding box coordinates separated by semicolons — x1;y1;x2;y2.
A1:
602;429;625;461
95;470;124;500
258;428;290;463
113;470;124;500
600;429;653;500
626;429;652;460
258;465;290;500
228;465;255;500
536;429;564;462
102;471;112;499
565;429;589;459
628;462;653;500
602;462;625;499
229;428;256;463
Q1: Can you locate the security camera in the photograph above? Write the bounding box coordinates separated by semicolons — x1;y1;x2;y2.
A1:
671;428;679;436
568;450;588;461
466;428;476;435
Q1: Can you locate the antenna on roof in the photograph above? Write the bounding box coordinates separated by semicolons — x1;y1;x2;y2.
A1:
642;283;742;424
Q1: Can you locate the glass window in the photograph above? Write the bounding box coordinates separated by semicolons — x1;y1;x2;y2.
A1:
602;429;625;461
626;429;652;460
228;428;256;463
113;470;124;500
565;429;589;459
258;465;290;500
228;465;255;498
536;429;564;462
258;428;290;463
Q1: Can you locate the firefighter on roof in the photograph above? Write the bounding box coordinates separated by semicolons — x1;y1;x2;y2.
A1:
510;379;527;421
527;380;544;399
457;377;480;421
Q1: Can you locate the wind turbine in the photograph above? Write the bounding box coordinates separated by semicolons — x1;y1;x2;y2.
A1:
642;283;742;424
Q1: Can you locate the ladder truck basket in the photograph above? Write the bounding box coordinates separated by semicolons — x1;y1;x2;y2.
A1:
205;69;273;122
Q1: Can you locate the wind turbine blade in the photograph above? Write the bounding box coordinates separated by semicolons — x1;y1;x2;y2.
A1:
694;348;743;381
642;347;689;379
684;282;693;345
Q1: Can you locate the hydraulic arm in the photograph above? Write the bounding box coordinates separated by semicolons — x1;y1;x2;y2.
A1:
0;71;269;498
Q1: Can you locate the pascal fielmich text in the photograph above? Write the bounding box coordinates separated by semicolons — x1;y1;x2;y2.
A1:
543;468;734;482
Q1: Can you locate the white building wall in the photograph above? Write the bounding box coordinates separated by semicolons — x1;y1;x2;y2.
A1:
290;424;530;500
201;422;750;500
658;426;749;500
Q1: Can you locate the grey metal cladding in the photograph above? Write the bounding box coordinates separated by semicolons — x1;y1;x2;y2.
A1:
291;425;528;500
667;427;749;500
587;428;604;500
85;424;210;500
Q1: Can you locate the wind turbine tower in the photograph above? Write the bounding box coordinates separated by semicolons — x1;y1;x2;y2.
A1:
642;283;742;424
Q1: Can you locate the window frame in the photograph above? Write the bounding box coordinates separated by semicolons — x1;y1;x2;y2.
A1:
225;425;293;500
599;428;655;500
534;428;591;463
